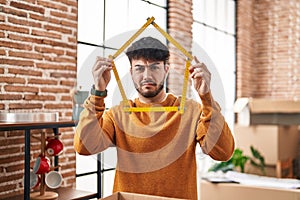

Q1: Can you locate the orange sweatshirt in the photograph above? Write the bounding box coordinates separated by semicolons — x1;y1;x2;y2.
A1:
74;92;235;200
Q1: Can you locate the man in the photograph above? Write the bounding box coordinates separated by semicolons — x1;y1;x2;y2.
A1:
74;37;234;200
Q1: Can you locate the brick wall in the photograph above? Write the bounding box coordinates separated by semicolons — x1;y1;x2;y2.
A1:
237;0;300;100
167;0;193;97
0;0;77;198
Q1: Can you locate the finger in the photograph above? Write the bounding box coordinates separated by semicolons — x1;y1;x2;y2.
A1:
194;56;200;64
190;68;202;79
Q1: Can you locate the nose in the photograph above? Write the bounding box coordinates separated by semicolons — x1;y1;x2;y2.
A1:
142;67;152;79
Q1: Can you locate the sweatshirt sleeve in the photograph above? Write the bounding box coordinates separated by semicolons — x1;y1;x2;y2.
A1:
73;95;115;155
196;92;235;161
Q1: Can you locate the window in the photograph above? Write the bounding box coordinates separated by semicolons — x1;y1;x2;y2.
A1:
192;0;236;178
192;0;236;129
76;0;167;197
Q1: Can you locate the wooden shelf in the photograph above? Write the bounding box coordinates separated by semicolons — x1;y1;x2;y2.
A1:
2;187;98;200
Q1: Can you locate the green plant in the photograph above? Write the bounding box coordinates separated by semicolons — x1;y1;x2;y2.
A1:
208;146;266;175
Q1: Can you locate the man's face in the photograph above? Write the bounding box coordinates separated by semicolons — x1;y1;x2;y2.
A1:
130;58;168;98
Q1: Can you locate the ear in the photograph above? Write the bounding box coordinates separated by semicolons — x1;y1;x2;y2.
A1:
164;64;170;73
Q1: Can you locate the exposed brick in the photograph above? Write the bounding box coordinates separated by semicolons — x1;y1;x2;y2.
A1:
0;77;26;84
0;49;6;55
0;40;32;51
68;37;77;44
0;94;22;100
9;103;43;109
50;10;77;21
10;1;44;14
0;58;34;66
24;94;56;101
42;38;76;49
44;103;72;109
8;51;43;60
0;146;20;156
8;16;42;28
44;24;72;34
0;23;30;34
0;15;5;22
61;95;72;101
5;164;25;173
56;0;77;7
40;87;70;94
8;68;42;77
29;12;46;22
71;7;77;15
32;29;62;39
53;56;76;63
28;78;57;85
50;72;76;78
0;31;5;38
60;80;76;87
34;45;64;55
38;0;68;11
8;33;43;44
1;6;28;18
0;184;17;194
4;85;39;93
36;63;76;71
0;0;78;197
61;19;77;28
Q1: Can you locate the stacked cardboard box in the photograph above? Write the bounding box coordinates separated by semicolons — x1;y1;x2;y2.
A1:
234;98;300;178
100;192;187;200
200;180;300;200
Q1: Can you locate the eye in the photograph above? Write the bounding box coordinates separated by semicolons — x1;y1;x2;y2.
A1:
134;65;145;72
150;65;160;71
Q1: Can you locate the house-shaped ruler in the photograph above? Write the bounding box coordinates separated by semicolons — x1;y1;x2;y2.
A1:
109;16;193;114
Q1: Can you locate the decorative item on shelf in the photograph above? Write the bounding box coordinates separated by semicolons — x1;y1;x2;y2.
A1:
46;136;64;156
22;170;41;190
33;155;51;174
30;131;64;200
71;88;89;121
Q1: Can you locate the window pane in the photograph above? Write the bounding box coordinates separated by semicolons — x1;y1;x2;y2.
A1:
76;153;97;174
103;170;115;197
128;0;166;31
105;0;129;41
216;0;227;32
227;0;236;34
193;0;206;23
205;0;216;27
77;43;103;91
102;147;117;170
78;0;104;45
148;0;167;7
76;174;97;193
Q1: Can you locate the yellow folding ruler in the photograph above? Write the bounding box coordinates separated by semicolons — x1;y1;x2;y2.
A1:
109;16;193;114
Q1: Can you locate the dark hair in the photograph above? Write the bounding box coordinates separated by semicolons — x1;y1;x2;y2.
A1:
126;37;170;65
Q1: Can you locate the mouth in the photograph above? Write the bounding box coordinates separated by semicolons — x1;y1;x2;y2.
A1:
141;81;156;87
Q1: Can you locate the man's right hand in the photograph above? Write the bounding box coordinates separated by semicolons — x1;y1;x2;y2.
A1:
92;56;113;91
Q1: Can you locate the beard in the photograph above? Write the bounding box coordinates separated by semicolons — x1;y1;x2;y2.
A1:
134;80;165;98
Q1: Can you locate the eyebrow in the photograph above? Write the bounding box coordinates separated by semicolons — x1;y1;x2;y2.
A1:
134;62;161;67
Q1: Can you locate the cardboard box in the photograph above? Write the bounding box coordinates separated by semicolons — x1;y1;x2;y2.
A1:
100;192;187;200
234;125;299;165
200;180;300;200
234;98;300;126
